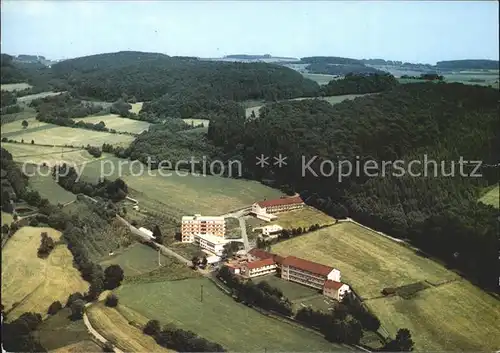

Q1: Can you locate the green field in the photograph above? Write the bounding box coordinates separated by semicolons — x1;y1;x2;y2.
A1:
74;114;151;134
272;222;500;351
479;185;499;208
1;212;14;226
36;307;100;352
0;118;52;135
79;156;284;216
366;281;500;352
17;91;64;104
116;278;346;352
25;165;77;205
268;206;336;229
253;274;320;301
98;242;196;278
302;73;337;85
2;143;96;167
1;83;32;91
129;102;144;114
2;125;135;147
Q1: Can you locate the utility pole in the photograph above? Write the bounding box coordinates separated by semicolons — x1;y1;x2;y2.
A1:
158;248;162;266
200;284;204;303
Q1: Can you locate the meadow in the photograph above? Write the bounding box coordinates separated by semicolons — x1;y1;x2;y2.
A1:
1;212;14;226
301;73;337;85
271;222;500;351
3;125;135;147
99;243;180;277
87;302;171;352
79;156;284;216
26;165;77;205
479;185;499;208
17;91;64;103
2;143;95;166
74;114;150;134
253;274;320;301
267;206;336;229
129;102;144;114
1;227;89;321
116;277;346;352
1;82;32;91
36;307;100;352
365;281;500;351
1;118;53;135
272;222;458;299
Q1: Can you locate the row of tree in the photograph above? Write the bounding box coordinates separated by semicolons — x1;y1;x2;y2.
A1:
143;319;226;352
320;73;399;95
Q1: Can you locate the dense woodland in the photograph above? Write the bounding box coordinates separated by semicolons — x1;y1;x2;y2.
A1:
435;59;499;70
320;73;399;96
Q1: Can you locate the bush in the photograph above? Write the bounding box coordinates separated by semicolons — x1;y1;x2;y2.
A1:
105;294;118;307
143;319;161;336
29;218;39;227
382;287;396;296
102;342;114;352
47;301;62;315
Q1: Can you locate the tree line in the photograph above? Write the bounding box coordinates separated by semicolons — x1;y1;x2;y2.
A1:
320;73;399;96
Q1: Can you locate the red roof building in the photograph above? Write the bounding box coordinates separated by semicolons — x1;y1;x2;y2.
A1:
323;280;344;290
248;248;275;260
281;256;334;276
256;195;304;208
323;280;351;301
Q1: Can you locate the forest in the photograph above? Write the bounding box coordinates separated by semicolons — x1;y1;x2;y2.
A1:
320;73;399;95
435;59;499;70
48;51;320;103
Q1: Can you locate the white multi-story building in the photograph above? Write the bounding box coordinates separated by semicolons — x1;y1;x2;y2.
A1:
194;233;230;256
280;256;341;290
261;224;283;237
181;214;225;243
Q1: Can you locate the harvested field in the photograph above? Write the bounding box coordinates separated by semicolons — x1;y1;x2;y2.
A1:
74;114;150;134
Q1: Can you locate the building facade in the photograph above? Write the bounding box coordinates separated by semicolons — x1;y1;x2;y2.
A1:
323;280;351;301
251;196;304;222
240;258;277;278
181;214;225;243
280;256;341;290
194;233;229;256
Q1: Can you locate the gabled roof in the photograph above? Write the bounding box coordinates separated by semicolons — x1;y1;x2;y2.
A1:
256;195;304;208
248;248;275;260
324;280;344;290
281;256;334;276
246;258;276;270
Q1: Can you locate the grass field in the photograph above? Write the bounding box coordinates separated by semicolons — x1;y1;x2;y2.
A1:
129;102;144;114
3;125;135;147
272;222;500;351
17;91;64;103
1;211;14;226
253;274;320;301
25;165;77;205
79;156;284;216
1;227;89;320
74;114;150;134
87;302;171;352
479;185;499;208
1;83;32;91
268;206;336;229
182;118;210;127
302;73;337;85
36;307;99;352
365;281;500;351
99;243;184;277
0;118;52;135
2;143;96;167
116;278;346;352
272;222;458;299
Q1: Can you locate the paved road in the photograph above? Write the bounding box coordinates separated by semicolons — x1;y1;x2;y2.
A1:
221;208;252;251
83;303;124;353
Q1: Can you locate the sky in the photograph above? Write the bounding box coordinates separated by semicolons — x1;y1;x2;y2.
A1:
1;1;498;64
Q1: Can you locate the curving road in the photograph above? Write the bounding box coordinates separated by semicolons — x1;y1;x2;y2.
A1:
83;304;124;353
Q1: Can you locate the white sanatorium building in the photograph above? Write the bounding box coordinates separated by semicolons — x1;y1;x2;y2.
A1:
251;196;305;222
194;233;230;257
181;214;225;243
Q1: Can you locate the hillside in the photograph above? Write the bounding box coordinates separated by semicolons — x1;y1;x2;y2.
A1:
205;82;499;291
49;51;320;104
436;59;499;70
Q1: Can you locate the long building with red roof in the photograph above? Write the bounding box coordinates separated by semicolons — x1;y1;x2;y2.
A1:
251;195;305;221
280;255;341;290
